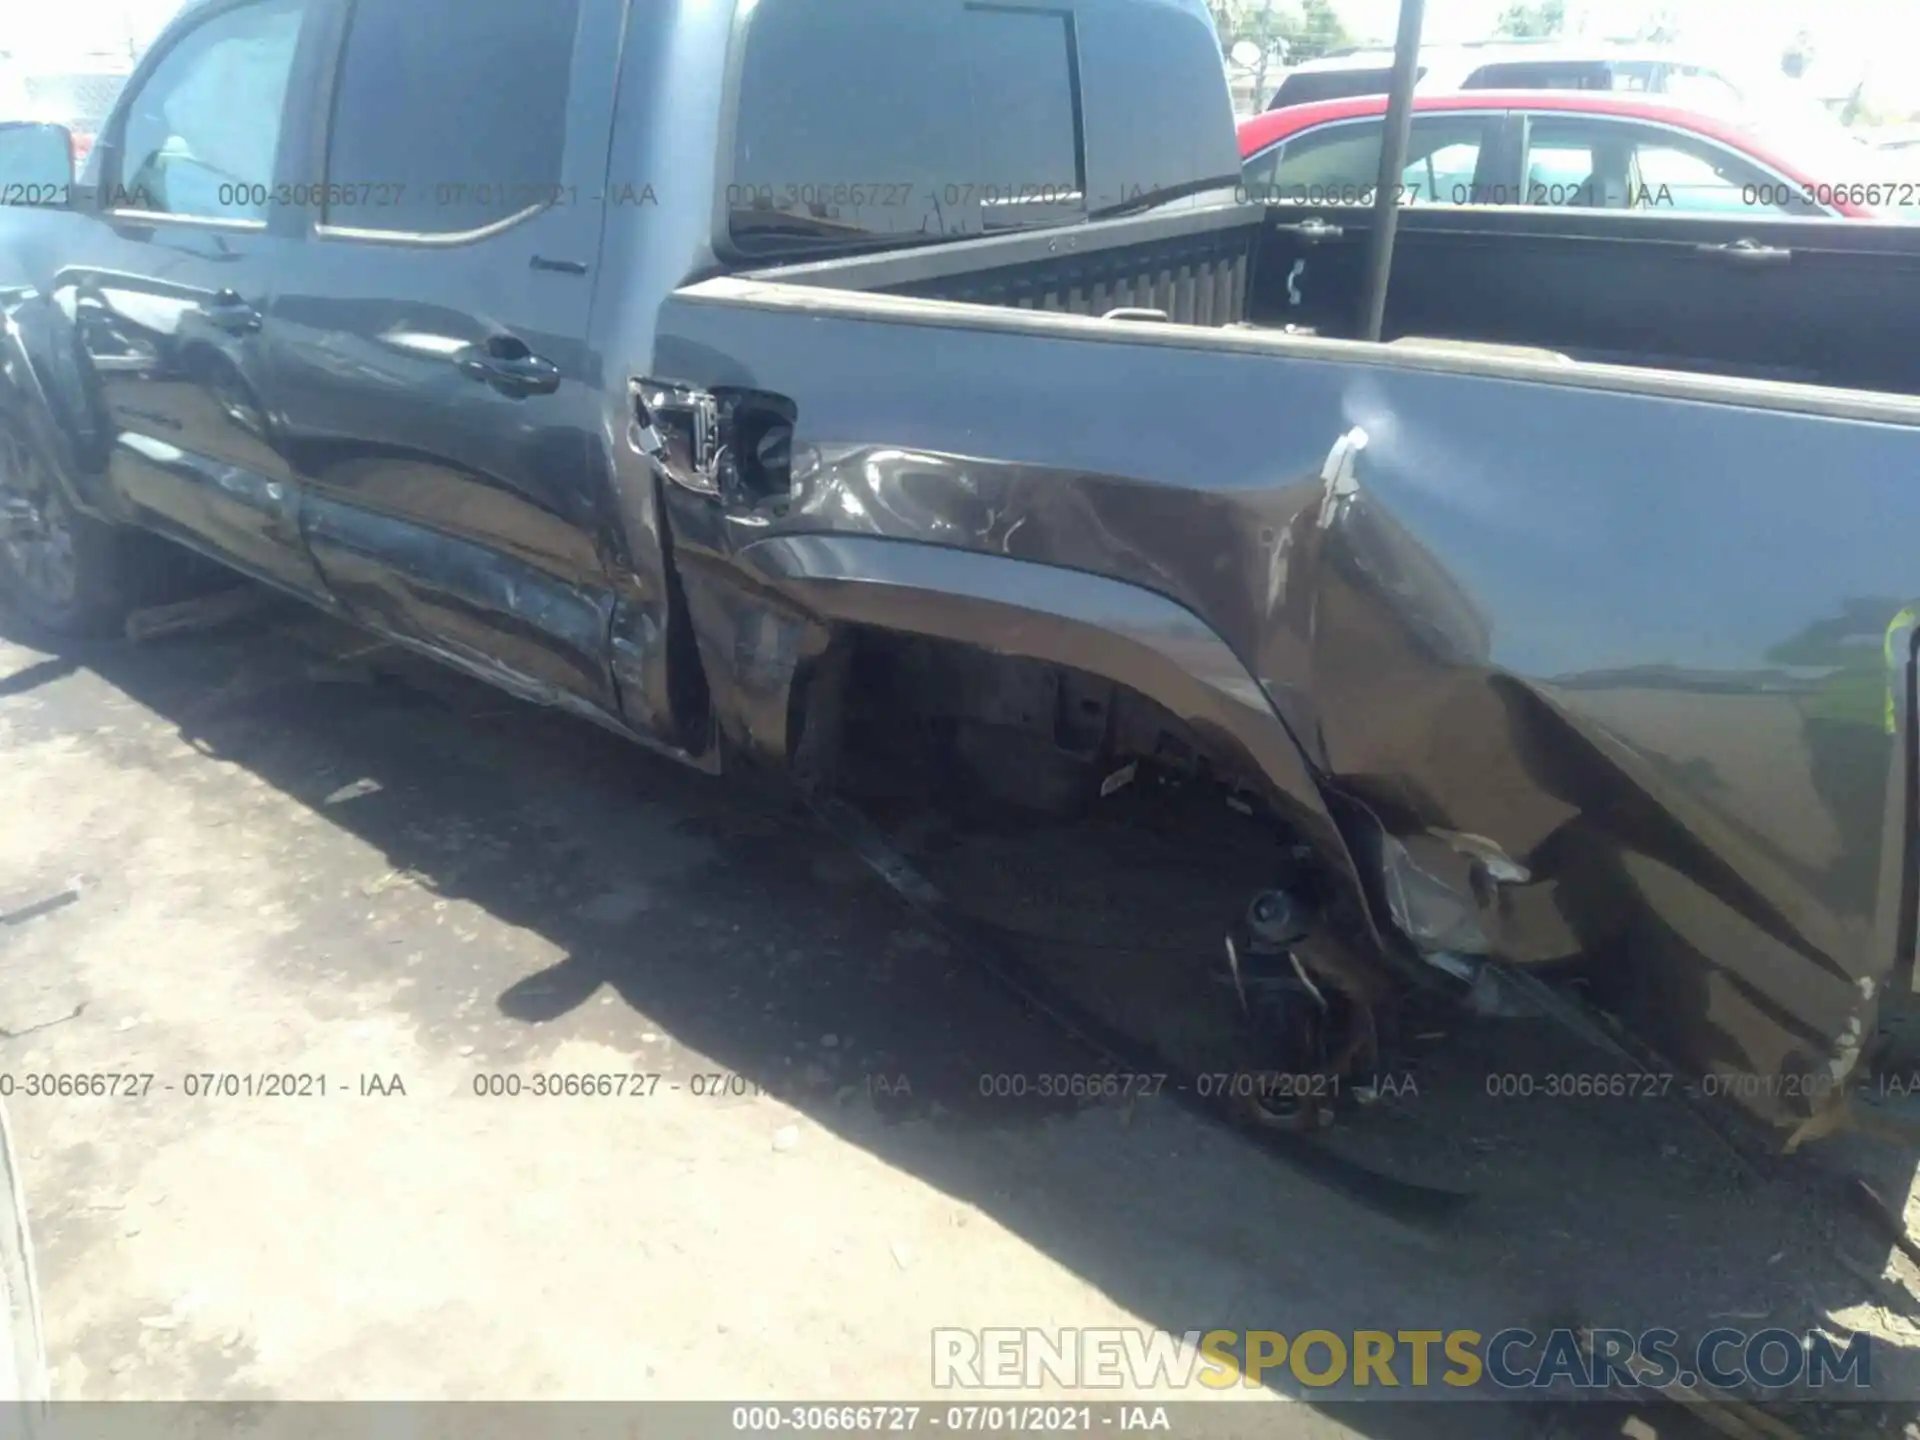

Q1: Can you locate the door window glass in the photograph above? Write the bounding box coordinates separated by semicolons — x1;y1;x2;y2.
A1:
1266;124;1378;203
1524;138;1604;206
1521;117;1625;206
1252;115;1497;206
321;0;580;234
115;0;305;222
1633;142;1800;214
1524;115;1816;215
1404;140;1487;205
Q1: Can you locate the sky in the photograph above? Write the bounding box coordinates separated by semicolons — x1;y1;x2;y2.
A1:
3;0;184;64
5;0;1919;112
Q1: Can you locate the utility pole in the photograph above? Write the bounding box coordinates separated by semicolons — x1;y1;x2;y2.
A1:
1254;1;1283;110
1359;0;1427;342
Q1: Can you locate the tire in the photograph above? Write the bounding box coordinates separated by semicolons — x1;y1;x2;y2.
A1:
0;405;191;639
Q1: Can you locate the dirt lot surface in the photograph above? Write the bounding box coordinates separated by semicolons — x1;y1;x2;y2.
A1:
4;594;1920;1439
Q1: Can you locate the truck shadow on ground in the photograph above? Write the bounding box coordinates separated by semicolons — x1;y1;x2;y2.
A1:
4;601;1917;1439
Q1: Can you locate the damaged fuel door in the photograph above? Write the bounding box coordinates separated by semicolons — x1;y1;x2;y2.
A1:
629;381;721;497
627;377;809;771
628;380;799;517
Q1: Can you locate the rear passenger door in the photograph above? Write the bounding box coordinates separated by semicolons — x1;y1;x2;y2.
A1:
264;0;634;721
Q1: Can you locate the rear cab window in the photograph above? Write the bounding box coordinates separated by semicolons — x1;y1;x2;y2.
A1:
726;0;1237;256
728;1;1076;251
962;8;1085;229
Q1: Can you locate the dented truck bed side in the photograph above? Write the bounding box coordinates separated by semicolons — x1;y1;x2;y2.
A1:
648;275;1920;1136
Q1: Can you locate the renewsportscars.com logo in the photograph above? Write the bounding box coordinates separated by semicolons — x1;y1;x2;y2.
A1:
931;1328;1871;1393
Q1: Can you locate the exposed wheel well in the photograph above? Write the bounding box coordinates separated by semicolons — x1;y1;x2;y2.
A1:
788;623;1413;1119
813;624;1276;822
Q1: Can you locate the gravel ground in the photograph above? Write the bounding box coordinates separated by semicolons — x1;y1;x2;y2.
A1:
2;594;1919;1440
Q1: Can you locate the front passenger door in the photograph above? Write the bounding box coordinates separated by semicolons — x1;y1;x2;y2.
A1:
66;0;333;603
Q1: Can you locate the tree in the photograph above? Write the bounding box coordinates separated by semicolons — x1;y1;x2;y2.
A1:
1780;28;1814;80
1494;0;1565;39
1210;0;1352;66
1636;5;1681;43
1283;0;1353;63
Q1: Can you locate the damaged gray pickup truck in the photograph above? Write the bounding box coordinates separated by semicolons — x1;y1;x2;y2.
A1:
4;0;1920;1155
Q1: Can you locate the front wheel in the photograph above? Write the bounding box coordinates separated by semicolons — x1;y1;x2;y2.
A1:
0;408;185;639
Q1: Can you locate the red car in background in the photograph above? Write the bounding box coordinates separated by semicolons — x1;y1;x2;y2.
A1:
1237;90;1920;221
